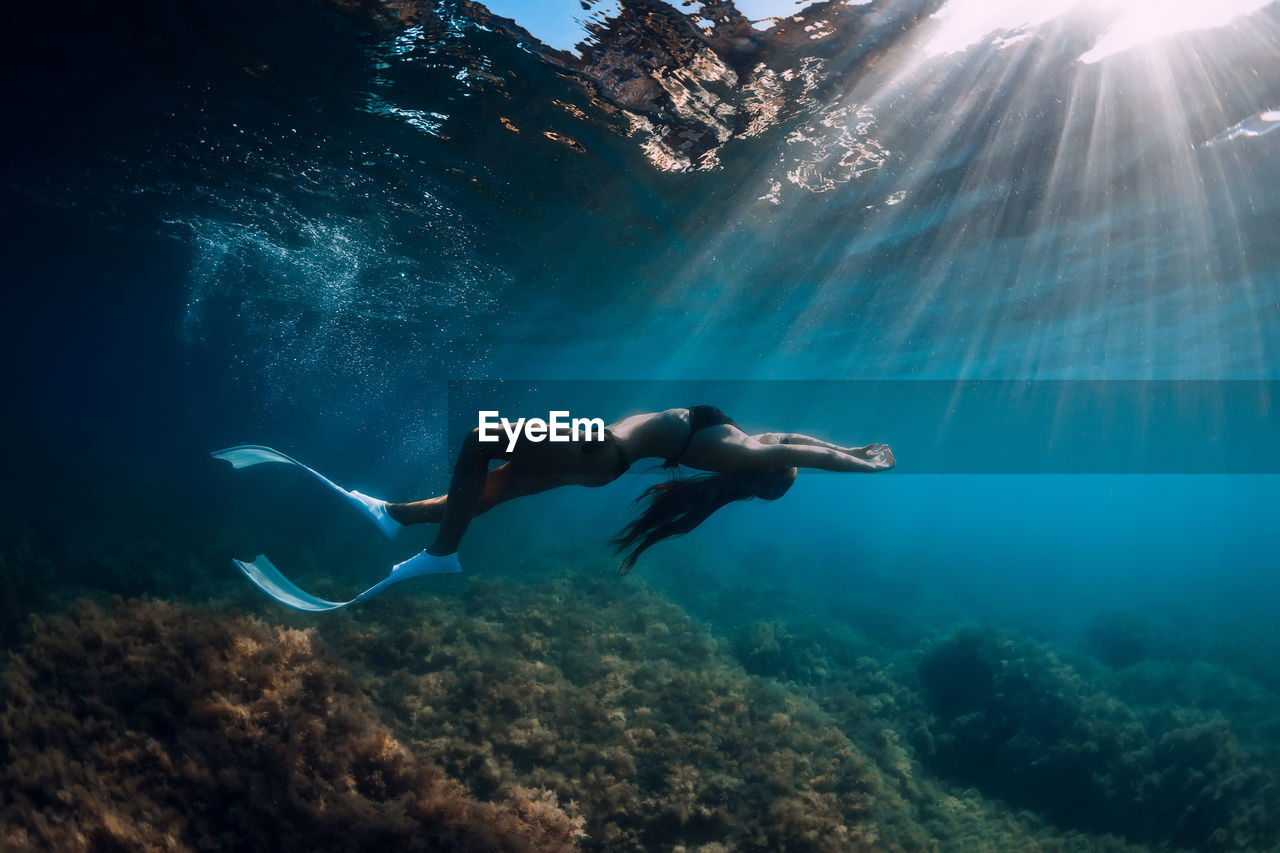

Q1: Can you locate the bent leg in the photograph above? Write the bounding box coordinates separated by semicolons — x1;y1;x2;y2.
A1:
424;428;491;555
388;435;570;554
391;428;625;555
388;463;546;525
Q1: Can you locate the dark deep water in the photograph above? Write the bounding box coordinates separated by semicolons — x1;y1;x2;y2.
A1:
3;0;1280;850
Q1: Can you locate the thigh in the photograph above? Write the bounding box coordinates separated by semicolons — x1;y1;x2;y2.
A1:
480;446;618;513
477;462;563;512
507;434;620;486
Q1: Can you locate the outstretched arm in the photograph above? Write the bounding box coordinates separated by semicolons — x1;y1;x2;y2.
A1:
760;432;890;460
680;428;895;474
746;433;894;472
774;443;894;472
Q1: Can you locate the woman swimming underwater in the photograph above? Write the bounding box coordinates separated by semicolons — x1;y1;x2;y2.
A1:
213;406;894;611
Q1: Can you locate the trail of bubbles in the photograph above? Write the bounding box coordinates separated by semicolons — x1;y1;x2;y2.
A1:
170;207;505;473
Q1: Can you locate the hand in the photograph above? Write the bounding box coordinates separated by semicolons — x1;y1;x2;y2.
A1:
851;443;888;460
868;445;895;470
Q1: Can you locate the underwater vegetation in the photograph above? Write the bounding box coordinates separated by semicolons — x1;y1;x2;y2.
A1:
0;598;583;852
0;566;1154;853
917;626;1280;851
314;575;923;852
2;531;1278;852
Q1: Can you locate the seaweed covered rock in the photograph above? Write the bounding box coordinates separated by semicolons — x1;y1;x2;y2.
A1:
314;573;1151;852
320;575;924;852
917;625;1280;850
1;569;1161;853
0;598;584;852
735;620;842;684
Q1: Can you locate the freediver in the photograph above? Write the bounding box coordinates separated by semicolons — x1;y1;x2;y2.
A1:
213;406;894;611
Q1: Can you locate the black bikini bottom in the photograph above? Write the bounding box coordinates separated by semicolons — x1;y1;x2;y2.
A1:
663;405;738;468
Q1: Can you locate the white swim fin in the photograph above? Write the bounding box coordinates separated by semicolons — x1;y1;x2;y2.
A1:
212;444;403;538
233;551;460;613
1203;109;1280;147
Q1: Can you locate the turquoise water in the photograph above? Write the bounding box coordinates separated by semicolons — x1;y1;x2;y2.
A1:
3;0;1280;850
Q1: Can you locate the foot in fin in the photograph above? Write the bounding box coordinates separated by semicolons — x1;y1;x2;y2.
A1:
348;490;404;539
391;549;462;578
212;445;404;539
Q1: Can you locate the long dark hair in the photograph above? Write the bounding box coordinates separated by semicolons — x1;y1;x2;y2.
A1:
612;468;797;575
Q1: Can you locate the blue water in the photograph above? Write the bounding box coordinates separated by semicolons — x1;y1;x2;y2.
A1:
4;0;1280;849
